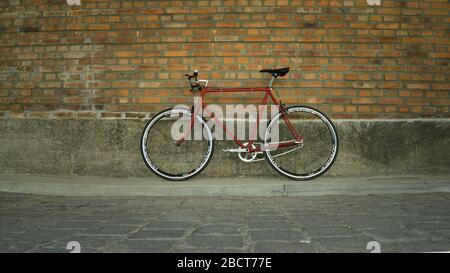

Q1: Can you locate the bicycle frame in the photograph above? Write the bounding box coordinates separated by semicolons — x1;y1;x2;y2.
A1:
177;84;304;154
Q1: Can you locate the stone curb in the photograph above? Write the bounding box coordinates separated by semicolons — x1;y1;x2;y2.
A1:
0;173;449;197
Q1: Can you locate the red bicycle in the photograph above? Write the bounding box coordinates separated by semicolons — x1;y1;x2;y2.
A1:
141;68;338;181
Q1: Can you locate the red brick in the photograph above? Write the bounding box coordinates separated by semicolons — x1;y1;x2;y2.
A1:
432;83;450;90
407;83;430;90
101;112;122;118
376;23;399;29
380;98;402;105
352;98;377;104
138;98;161;104
114;51;137;58
88;24;110;30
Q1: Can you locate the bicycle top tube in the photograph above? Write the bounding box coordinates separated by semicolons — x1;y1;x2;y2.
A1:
205;87;270;93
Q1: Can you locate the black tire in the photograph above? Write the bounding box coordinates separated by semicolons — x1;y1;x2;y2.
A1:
264;105;339;181
140;108;214;181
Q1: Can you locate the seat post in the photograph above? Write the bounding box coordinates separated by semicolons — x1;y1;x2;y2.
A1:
269;75;276;88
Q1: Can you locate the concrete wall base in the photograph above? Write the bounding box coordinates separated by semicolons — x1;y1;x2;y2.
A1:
0;118;449;178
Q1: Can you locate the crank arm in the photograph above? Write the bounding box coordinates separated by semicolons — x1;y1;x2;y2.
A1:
223;148;264;154
223;148;247;153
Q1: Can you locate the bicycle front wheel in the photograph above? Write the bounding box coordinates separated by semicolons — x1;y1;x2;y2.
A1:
141;108;214;181
264;106;338;180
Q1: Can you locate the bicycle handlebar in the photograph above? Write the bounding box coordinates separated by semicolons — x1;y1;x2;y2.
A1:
185;70;201;91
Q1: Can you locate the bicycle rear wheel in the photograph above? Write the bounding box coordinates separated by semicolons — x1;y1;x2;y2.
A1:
141;108;214;181
264;106;338;180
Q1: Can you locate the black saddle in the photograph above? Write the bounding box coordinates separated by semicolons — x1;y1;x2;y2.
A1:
259;67;290;77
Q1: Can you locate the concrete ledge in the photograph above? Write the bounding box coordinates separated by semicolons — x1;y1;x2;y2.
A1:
1;118;449;178
0;173;449;197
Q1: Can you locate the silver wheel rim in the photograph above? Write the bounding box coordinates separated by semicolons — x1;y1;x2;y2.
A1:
264;106;338;179
141;109;213;180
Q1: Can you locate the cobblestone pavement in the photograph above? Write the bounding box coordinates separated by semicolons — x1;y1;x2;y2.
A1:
0;192;449;253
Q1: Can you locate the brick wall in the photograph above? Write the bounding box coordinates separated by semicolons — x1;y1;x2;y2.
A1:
0;0;449;119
